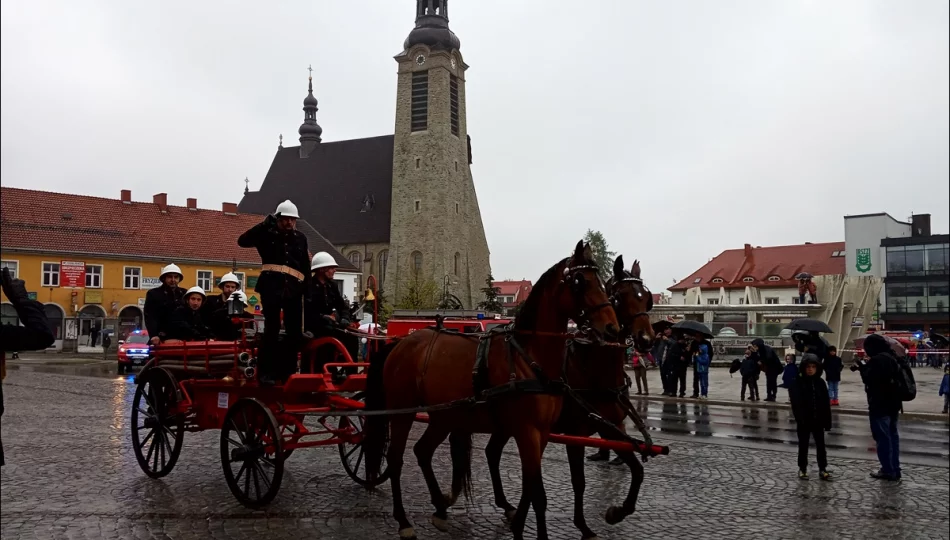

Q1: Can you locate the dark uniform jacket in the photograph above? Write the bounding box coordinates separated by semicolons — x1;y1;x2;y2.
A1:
144;285;186;341
305;279;352;332
201;293;250;341
237;215;310;298
166;306;213;341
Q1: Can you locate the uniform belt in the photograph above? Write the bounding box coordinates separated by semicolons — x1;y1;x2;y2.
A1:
261;264;305;281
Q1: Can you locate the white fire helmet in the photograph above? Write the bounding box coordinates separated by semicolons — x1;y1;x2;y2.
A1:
310;252;338;271
184;286;206;300
275;200;299;219
159;264;183;281
218;272;240;288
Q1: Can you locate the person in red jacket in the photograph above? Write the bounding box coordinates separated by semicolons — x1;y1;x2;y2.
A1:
798;277;818;304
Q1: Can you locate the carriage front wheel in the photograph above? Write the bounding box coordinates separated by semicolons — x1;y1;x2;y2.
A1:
131;367;184;478
220;398;285;508
338;391;390;488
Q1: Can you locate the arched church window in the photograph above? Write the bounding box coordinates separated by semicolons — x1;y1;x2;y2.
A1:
412;251;423;275
454;252;461;276
349;251;362;269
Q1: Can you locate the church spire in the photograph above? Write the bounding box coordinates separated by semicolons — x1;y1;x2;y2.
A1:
404;0;460;52
298;65;322;158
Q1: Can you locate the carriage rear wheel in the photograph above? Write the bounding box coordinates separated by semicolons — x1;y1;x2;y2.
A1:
220;398;285;508
338;391;390;488
131;367;184;478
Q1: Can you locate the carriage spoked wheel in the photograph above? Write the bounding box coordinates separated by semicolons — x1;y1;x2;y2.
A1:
220;398;285;508
338;391;390;488
131;367;185;478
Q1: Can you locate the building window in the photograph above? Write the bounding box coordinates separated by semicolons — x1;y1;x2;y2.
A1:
348;251;363;269
124;267;141;289
707;299;719;305
0;260;18;279
378;250;389;290
233;272;245;290
85;265;103;288
926;244;949;274
767;276;781;282
1;303;18;326
415;157;421;169
455;202;459;215
449;74;459;136
414;200;421;212
793;297;802;304
454;252;461;276
410;70;429;132
887;281;949;313
692;278;701;284
738;298;746;305
765;297;779;304
711;277;724;283
742;277;754;283
197;270;213;291
411;251;423;276
42;262;60;287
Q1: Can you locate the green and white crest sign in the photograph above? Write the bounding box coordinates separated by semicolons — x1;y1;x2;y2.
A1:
855;248;872;273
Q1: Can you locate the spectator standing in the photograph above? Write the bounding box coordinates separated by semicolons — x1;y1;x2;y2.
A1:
790;354;832;480
631;348;650;395
855;334;903;481
740;346;761;401
823;346;843;406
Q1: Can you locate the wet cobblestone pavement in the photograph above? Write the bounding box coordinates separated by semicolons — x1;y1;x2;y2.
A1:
1;371;948;540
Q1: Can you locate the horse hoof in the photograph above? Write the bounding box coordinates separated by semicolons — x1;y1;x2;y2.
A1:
430;515;449;532
442;492;458;508
398;527;417;540
605;506;625;525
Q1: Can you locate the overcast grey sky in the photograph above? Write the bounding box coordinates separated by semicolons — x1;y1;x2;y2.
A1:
2;0;948;293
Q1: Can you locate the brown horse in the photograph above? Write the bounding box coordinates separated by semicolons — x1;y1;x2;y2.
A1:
364;241;621;540
473;256;656;540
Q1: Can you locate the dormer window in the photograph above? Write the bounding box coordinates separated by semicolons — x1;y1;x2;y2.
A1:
742;277;754;283
711;277;724;284
693;278;701;284
767;275;781;282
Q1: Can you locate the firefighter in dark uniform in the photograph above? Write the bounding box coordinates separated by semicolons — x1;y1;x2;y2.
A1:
167;287;213;341
237;200;310;385
304;252;360;376
201;272;243;340
144;264;187;345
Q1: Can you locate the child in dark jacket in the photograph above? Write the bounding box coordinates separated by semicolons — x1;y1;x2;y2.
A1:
781;354;797;403
823;346;843;406
939;362;949;414
790;354;832;480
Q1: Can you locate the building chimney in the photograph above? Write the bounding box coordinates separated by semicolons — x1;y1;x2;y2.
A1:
121;189;132;204
744;243;753;257
153;193;168;213
186;198;198;211
911;214;931;237
222;202;238;215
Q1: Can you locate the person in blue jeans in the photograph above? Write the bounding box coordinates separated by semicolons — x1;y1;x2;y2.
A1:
693;337;711;399
823;346;843;406
855;334;903;481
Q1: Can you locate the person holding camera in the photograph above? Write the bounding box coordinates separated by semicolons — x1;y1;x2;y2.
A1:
1;268;56;466
854;334;903;481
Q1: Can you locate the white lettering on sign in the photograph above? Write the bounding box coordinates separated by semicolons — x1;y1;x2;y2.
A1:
140;277;162;289
217;392;229;409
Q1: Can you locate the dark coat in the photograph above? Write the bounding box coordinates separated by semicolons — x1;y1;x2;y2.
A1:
790;358;832;431
823;355;843;383
144;285;186;341
859;336;902;417
237;215;310;298
305;278;352;332
0;300;55;354
166;306;213;341
740;355;761;379
752;338;783;376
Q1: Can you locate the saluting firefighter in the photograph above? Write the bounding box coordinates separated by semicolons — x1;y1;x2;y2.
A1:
238;200;310;385
144;264;187;345
304;252;359;375
201;272;247;340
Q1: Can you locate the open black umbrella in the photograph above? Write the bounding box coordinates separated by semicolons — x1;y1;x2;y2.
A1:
929;332;949;348
652;320;674;333
795;272;814;280
672;319;713;338
785;318;833;333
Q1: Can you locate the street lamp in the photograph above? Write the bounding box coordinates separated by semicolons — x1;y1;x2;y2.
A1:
442;275;458;309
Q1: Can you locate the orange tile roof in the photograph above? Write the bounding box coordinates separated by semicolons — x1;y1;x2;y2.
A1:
493;280;533;306
0;187;356;270
669;242;845;292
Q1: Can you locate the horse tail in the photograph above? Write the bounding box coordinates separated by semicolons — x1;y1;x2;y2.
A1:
448;431;474;502
363;339;395;486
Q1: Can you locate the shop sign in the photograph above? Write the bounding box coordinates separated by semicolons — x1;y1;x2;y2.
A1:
84;290;103;304
60;261;86;288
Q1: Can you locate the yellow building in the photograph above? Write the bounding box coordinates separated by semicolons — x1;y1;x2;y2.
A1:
1;187;358;350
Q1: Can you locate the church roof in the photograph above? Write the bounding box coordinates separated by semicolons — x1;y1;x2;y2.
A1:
239;135;394;245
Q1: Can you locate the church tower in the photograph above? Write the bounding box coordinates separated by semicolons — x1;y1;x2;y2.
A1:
387;0;492;308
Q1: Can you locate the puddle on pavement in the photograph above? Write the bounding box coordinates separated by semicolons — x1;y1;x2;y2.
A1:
8;362;134;380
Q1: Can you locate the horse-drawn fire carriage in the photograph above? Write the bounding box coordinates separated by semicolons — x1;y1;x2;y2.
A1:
130;241;672;540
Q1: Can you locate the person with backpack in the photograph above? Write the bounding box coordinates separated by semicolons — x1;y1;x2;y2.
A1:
854;333;912;482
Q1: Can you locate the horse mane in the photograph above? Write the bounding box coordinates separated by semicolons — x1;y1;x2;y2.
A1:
513;257;569;331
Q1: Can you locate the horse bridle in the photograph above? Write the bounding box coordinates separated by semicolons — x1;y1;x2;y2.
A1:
608;274;653;343
562;263;614;331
